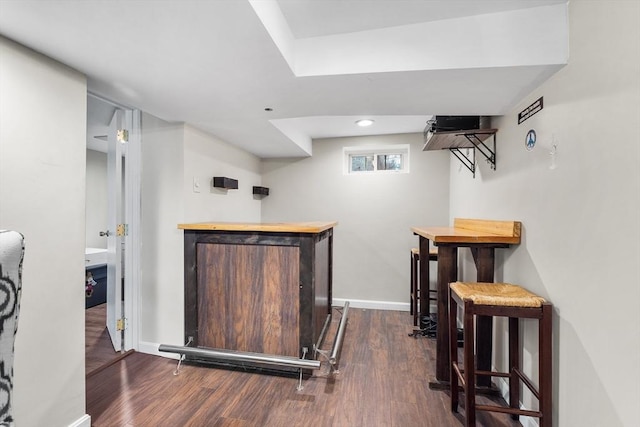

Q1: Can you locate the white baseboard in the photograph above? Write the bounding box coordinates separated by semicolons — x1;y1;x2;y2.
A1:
139;340;180;359
333;298;410;312
68;414;91;427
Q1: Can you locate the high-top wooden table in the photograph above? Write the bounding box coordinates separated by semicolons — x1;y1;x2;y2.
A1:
412;218;521;389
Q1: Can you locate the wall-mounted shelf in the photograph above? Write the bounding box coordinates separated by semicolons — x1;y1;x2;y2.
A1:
252;186;269;196
423;128;498;178
213;177;238;189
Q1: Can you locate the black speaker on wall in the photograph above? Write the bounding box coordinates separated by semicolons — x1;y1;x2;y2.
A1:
252;186;269;196
213;177;238;189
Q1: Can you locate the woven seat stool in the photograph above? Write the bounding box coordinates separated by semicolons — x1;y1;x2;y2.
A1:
449;282;552;427
410;247;438;326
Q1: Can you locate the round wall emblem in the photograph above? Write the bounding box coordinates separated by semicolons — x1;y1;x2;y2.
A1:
526;129;536;151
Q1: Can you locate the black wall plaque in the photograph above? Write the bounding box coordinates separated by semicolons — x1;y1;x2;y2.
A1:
518;97;543;124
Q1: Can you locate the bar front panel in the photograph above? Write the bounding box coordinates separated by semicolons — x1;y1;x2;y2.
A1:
196;242;300;357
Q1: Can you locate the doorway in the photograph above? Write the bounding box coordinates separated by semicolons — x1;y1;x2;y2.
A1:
85;93;140;375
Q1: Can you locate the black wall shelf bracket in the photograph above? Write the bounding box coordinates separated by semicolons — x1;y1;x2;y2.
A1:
424;128;497;179
450;148;476;177
464;132;496;171
448;131;497;178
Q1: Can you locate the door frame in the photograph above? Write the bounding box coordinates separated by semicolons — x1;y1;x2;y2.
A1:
123;107;141;351
105;107;124;351
88;92;140;352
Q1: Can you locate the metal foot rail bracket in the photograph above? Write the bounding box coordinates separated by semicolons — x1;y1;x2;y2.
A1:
172;336;193;375
297;347;308;391
315;301;350;374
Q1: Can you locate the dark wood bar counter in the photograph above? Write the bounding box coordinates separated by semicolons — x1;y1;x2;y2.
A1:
178;221;337;372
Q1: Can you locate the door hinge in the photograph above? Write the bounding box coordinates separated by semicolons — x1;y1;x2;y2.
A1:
117;129;129;143
116;223;128;237
116;318;127;331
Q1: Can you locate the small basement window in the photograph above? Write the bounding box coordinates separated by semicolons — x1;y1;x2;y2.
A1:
344;144;410;174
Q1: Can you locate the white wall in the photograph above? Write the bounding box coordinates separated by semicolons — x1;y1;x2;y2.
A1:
261;133;450;307
85;149;107;249
0;36;88;427
139;113;185;350
448;2;640;426
139;121;262;352
183;125;262;223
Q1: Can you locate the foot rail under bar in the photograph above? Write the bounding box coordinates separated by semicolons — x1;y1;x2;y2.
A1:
329;301;350;365
158;345;321;370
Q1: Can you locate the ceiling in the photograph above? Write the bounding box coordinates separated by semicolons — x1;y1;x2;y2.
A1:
0;0;568;158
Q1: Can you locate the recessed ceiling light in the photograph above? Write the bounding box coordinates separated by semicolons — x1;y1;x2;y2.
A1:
355;119;374;127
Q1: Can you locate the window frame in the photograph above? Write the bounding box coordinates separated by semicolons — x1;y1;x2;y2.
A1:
343;144;410;175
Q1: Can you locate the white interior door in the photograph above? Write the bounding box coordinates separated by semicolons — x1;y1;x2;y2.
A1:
106;108;124;352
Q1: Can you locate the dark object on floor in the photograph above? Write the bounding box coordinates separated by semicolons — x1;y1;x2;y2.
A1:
409;315;463;346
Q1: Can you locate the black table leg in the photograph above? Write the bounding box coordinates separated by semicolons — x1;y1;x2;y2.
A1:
435;245;457;383
474;247;495;389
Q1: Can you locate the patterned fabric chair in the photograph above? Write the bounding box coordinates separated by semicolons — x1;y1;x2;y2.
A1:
0;231;25;427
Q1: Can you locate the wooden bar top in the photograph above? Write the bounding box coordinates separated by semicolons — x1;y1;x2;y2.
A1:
412;218;521;245
178;221;338;233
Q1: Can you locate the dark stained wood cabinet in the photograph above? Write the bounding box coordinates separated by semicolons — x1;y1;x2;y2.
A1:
179;221;336;371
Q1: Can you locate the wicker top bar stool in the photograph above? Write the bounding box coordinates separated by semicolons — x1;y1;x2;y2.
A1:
449;282;553;427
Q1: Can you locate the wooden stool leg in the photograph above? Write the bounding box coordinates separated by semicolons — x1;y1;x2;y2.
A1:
463;301;476;427
414;252;420;326
509;316;520;420
540;303;553;427
410;252;415;321
449;287;459;412
419;238;429;320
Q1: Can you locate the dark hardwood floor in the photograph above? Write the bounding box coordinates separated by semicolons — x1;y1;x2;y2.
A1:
86;303;121;376
87;308;522;427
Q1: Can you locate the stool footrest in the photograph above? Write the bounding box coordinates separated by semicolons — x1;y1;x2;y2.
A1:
455;368;511;379
475;404;542;419
452;362;465;387
514;368;540;400
475;369;509;378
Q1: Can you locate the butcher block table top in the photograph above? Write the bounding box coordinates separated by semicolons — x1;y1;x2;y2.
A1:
178;221;338;233
411;218;521;245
